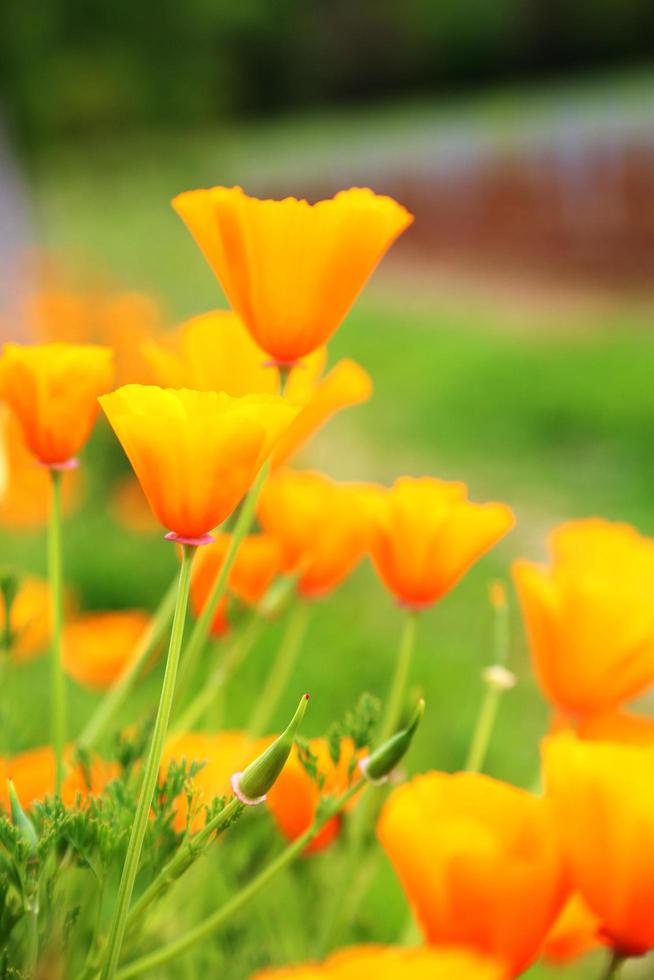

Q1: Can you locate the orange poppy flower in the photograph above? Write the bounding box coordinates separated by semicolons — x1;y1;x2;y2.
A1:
1;745;117;810
551;709;654;747
266;738;363;853
0;408;80;527
249;944;508;980
2;575;72;663
190;533;282;636
257;470;371;598
171;186;413;363
0;342;114;466
540;893;604;965
543;732;654;957
142;310;372;466
161;730;260;832
62;609;152;689
366;477;515;609
513;519;654;718
377;771;567;975
99;386;299;542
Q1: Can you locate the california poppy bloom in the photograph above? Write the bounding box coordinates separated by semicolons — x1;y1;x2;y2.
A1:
0;342;114;466
544;733;654;957
257;470;371;598
366;477;515;609
142;310;372;465
513;519;654;718
377;771;567;974
1;745;117;810
99;386;299;542
266;737;363;852
249;944;508;980
540;893;604;965
62;609;152;689
172;186;413;363
190;533;282;636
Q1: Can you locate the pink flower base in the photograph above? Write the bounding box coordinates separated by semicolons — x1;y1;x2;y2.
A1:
38;458;79;471
230;772;266;807
164;532;215;547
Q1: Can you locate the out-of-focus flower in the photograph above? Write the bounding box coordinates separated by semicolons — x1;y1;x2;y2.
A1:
0;745;117;810
2;575;75;662
552;710;654;746
0;343;114;466
172;186;413;363
257;469;371;598
266;737;363;852
540;893;604;965
377;771;567;975
0;409;80;527
161;731;259;832
110;475;160;534
249;944;508;980
513;519;654;718
99;386;299;541
62;610;152;689
366;477;514;609
190;533;282;636
544;732;654;957
142;311;372;466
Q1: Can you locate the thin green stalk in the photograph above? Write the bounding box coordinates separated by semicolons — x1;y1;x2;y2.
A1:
378;610;418;744
464;687;501;773
247;601;310;737
174;463;270;707
78;578;178;752
99;544;195;980
48;469;66;795
600;952;625;979
115;781;366;979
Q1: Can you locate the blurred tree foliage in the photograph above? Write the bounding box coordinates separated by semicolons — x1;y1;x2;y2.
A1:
1;0;653;150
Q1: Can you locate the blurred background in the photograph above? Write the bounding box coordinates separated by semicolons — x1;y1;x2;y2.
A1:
2;3;654;977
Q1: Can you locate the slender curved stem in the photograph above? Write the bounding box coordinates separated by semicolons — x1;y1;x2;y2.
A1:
378;610;418;744
48;469;66;795
247;601;310;737
600;952;625;979
115;782;366;979
465;585;511;773
99;544;195;980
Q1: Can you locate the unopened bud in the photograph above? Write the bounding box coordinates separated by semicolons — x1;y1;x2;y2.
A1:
483;664;516;691
231;693;309;805
8;780;38;856
360;699;425;784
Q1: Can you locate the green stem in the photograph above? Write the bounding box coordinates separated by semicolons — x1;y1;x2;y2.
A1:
174;463;269;708
78;579;178;752
48;469;66;795
378;610;418;744
99;544;195;980
247;601;310;738
115;782;366;979
464;686;502;773
600;952;626;979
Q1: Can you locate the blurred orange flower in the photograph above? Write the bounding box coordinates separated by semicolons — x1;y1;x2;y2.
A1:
0;409;80;528
249;944;508;980
161;730;259;832
366;477;515;609
110;475;160;534
62;609;152;689
172;186;413;363
377;771;567;975
0;343;114;466
190;533;282;636
2;575;74;663
1;745;117;810
552;709;654;746
540;893;604;965
257;470;371;598
544;733;654;957
266;737;363;853
142;310;372;466
99;386;299;541
513;519;654;718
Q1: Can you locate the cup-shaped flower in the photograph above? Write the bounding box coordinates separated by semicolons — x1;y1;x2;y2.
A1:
0;342;114;465
377;771;567;975
513;519;654;718
366;477;515;609
190;533;282;636
1;745;117;810
99;386;299;541
172;186;413;362
62;610;152;689
249;944;508;980
540;893;604;965
257;469;371;598
543;732;654;957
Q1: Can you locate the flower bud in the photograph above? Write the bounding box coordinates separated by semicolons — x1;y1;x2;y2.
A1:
360;698;425;784
7;780;38;856
483;664;516;692
231;693;309;805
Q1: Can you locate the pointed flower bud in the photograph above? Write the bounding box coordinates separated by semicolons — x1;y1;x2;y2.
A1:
8;780;38;856
360;699;425;784
231;694;309;805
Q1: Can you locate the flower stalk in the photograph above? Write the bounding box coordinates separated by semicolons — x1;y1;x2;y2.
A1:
378;609;418;744
48;469;66;795
247;600;311;737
